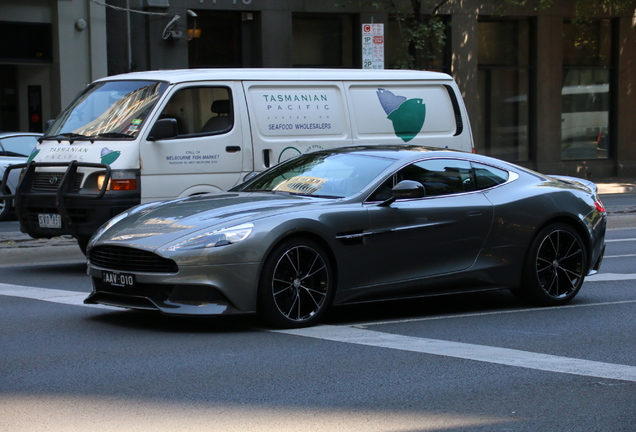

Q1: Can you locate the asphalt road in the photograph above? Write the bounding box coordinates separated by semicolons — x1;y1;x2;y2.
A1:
0;194;635;432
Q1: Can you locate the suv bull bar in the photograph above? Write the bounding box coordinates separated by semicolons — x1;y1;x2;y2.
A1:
0;160;111;240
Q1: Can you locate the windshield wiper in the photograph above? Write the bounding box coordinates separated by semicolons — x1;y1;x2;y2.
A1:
39;133;95;144
95;132;134;139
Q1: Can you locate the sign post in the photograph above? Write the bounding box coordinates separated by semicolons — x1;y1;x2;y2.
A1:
362;23;384;69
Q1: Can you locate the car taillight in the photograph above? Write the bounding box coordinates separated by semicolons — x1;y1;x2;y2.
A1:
595;198;606;213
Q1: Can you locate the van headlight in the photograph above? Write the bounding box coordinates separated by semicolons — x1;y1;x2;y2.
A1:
166;223;254;251
97;170;138;191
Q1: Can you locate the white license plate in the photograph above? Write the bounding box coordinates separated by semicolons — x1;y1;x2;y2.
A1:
102;270;135;288
38;213;62;229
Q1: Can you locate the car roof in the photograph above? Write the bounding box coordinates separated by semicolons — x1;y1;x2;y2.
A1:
0;132;42;138
310;145;467;160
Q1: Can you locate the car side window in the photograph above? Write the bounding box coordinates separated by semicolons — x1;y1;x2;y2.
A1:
0;136;38;157
471;162;509;190
368;158;474;201
400;159;474;196
159;86;232;137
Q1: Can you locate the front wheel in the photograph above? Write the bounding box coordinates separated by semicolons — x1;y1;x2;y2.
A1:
513;223;587;306
258;238;334;328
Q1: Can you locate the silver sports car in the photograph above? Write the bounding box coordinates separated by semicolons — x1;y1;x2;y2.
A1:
85;146;606;328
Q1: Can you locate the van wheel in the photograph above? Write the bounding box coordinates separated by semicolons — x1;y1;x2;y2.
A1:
258;238;334;328
513;223;587;306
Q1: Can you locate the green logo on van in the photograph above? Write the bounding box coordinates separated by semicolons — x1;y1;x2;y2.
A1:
27;149;40;163
377;89;426;143
100;148;121;165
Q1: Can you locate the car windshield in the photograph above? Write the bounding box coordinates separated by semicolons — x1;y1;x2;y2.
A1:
44;80;169;140
234;151;394;198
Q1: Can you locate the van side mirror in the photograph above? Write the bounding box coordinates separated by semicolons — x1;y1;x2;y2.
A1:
378;180;425;207
44;119;56;133
148;118;178;141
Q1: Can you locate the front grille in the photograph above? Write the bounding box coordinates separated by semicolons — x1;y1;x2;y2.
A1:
33;172;84;191
89;245;178;273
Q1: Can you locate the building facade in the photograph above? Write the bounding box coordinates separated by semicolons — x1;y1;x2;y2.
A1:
1;0;635;178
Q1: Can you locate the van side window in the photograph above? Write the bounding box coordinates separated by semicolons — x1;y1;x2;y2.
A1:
159;87;232;136
471;162;509;190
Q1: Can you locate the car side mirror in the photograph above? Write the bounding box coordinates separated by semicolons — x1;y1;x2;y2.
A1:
378;180;425;207
148;118;178;141
242;172;259;182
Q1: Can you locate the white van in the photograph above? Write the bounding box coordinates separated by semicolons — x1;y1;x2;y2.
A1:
2;68;473;252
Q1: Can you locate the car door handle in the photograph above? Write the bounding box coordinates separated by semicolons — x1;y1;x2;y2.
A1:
226;146;241;153
467;210;482;217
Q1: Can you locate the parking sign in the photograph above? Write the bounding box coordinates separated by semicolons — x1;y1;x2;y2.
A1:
362;23;384;69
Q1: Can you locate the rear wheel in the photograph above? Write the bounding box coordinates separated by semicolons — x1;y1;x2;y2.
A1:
258;238;334;328
513;223;587;305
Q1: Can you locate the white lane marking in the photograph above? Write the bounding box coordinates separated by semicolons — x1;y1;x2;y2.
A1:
605;254;636;258
586;273;636;281
0;283;113;309
605;238;636;242
355;300;636;326
276;325;636;383
3;283;636;382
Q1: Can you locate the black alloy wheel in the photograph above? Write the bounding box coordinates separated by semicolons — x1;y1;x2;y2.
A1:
258;238;333;328
515;223;587;306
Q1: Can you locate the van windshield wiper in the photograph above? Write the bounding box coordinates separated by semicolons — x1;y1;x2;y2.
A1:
39;133;95;144
95;132;134;139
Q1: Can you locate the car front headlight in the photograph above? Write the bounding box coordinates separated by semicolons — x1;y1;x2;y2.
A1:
167;223;254;251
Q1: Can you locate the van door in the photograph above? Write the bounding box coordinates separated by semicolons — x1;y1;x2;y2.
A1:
365;158;493;285
243;81;352;171
140;82;245;202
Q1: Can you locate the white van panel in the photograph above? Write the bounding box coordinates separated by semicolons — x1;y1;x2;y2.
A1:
347;83;456;139
247;85;348;137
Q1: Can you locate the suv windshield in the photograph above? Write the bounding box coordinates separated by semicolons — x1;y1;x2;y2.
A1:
45;80;169;140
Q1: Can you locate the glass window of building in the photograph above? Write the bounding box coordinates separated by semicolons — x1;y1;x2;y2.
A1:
561;20;612;160
477;19;530;162
188;11;242;68
292;14;353;67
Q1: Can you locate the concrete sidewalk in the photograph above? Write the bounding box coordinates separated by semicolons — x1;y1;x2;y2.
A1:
595;178;636;195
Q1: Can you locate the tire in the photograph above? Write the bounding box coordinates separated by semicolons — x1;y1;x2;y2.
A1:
77;236;90;256
514;223;587;306
258;238;334;328
0;186;13;221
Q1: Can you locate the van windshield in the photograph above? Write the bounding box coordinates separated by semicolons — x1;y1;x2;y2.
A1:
44;80;169;140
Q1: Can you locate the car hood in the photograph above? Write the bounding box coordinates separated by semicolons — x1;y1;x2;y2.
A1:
92;192;332;249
